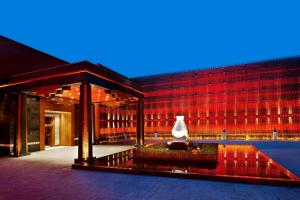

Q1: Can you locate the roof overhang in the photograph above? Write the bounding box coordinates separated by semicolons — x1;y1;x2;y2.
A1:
0;61;144;98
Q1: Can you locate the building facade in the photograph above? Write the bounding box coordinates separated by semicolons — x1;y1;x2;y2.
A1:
134;58;300;141
0;35;300;158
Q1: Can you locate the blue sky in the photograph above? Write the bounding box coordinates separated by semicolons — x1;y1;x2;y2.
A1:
1;1;300;77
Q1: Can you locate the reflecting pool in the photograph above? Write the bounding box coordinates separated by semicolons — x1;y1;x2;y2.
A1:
73;144;300;187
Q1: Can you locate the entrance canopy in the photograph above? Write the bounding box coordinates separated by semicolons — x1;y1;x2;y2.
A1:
0;60;144;162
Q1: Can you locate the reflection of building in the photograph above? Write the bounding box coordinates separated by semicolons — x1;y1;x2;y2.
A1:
1;35;300;159
134;57;300;141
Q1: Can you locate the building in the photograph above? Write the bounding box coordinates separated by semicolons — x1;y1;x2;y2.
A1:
134;58;300;141
0;36;144;163
0;35;300;159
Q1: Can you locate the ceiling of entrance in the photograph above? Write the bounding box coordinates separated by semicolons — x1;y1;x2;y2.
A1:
30;84;137;108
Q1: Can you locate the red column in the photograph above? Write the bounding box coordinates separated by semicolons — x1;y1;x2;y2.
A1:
136;98;144;145
76;81;95;163
94;104;100;143
13;93;29;156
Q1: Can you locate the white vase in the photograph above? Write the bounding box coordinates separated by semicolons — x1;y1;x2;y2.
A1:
172;116;188;140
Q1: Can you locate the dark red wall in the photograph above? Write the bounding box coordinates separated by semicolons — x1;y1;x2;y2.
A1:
0;35;67;78
95;104;137;142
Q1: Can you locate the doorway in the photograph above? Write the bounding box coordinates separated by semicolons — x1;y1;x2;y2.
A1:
45;111;72;148
45;113;60;147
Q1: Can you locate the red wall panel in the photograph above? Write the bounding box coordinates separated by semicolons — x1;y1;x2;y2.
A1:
134;58;300;140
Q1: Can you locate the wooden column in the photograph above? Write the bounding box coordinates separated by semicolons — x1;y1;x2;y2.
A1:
76;82;95;163
94;104;100;143
39;98;45;150
13;93;29;156
136;98;144;145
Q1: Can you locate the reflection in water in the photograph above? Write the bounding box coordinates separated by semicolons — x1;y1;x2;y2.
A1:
96;145;297;181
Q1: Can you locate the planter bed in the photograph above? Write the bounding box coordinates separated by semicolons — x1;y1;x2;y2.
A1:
132;143;218;163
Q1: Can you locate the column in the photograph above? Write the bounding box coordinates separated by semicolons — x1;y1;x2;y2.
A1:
136;98;144;145
76;81;95;163
13;93;29;156
94;104;100;143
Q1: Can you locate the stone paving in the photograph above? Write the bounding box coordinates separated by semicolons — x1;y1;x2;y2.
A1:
0;143;300;200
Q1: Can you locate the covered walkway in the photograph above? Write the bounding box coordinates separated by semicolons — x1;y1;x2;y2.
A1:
4;145;133;165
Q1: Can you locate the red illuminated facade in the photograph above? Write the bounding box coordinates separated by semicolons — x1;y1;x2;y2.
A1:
1;34;300;160
133;58;300;140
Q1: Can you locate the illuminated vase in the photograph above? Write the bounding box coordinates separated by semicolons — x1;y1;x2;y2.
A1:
172;116;188;141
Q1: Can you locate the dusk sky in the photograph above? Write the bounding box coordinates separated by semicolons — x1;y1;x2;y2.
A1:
1;1;300;77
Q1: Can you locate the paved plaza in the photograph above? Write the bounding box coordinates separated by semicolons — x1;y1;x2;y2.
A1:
0;143;300;200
